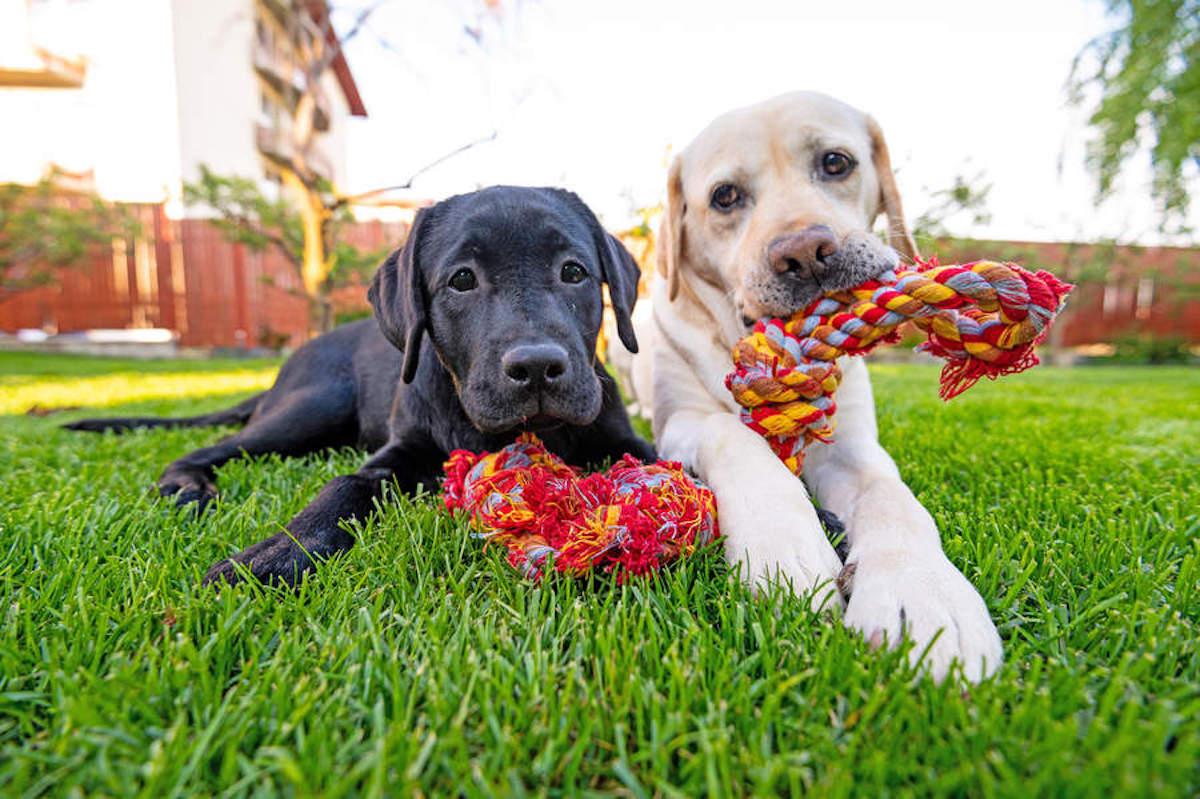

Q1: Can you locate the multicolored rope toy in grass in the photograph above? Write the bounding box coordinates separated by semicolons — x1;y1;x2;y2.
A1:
726;258;1074;474
443;434;719;580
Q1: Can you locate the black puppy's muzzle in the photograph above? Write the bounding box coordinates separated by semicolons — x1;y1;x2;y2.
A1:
461;338;601;433
501;343;568;389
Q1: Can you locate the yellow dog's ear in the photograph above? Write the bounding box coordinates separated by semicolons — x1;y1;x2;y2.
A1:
657;155;685;300
866;116;920;264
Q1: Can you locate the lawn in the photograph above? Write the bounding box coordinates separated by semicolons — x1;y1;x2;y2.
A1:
0;352;1196;797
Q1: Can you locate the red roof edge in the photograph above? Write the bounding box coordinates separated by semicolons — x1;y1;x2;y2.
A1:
308;1;367;117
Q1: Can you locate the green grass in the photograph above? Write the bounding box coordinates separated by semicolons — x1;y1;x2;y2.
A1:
1;352;1197;797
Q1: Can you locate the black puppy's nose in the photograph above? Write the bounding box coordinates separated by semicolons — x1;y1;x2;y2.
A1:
502;343;569;388
768;225;838;277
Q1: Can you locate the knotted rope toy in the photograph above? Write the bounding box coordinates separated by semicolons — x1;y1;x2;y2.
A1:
443;434;719;580
727;258;1074;474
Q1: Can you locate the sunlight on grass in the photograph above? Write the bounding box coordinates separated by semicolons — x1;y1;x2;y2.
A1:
0;359;280;415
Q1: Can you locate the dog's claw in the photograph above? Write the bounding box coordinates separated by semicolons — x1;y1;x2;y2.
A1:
836;560;857;600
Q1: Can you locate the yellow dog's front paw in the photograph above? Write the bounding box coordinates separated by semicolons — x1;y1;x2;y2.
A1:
725;524;846;614
840;548;1003;683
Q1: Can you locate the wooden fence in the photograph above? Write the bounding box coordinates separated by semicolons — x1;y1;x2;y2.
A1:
931;239;1200;347
0;204;406;348
1;211;1196;349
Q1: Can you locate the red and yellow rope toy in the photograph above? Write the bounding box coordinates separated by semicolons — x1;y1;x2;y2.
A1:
726;258;1074;474
442;257;1071;579
443;434;719;580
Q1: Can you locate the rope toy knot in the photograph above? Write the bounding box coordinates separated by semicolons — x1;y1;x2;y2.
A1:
726;257;1073;475
443;433;719;581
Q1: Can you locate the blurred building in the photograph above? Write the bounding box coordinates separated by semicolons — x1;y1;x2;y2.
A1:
0;0;366;206
0;0;390;350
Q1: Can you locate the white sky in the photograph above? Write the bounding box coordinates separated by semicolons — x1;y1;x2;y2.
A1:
337;0;1199;245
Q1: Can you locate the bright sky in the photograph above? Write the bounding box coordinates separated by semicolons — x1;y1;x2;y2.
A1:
337;0;1199;245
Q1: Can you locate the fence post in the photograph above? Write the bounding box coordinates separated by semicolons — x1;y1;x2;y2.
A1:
232;242;250;349
153;205;176;332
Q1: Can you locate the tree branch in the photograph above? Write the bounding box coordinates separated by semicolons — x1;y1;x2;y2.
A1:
211;208;302;268
303;0;384;82
287;2;386;182
335;130;498;208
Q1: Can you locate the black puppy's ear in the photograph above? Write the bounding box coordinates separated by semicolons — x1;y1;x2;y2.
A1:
598;233;641;353
368;206;432;383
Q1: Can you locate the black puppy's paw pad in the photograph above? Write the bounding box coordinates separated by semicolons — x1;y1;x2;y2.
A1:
202;558;246;588
157;474;218;510
200;534;315;590
201;553;292;589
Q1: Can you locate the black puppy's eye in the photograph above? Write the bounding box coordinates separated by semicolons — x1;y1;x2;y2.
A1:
710;183;744;211
448;268;477;292
560;261;588;284
821;151;855;177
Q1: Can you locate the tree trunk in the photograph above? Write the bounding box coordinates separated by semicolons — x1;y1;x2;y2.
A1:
280;168;333;336
315;295;333;335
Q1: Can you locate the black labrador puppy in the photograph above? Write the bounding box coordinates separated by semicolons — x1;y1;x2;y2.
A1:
66;186;656;586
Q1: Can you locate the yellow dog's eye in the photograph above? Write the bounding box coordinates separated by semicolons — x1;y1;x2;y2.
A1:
710;183;744;211
822;151;854;177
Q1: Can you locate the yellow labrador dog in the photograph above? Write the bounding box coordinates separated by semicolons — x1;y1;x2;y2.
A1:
638;92;1002;682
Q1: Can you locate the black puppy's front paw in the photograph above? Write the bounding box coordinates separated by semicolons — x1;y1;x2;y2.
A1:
815;507;848;562
158;468;218;512
202;531;315;589
619;437;658;464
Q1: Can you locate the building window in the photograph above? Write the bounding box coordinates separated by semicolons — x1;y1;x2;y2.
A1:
258;90;278;127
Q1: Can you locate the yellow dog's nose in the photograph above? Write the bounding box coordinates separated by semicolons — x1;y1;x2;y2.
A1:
768;225;838;276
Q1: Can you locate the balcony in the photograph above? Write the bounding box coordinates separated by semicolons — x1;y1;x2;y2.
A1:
255;123;333;180
252;39;331;131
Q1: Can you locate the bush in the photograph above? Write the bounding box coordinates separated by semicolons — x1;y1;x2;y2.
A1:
334;308;373;326
1110;334;1192;364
